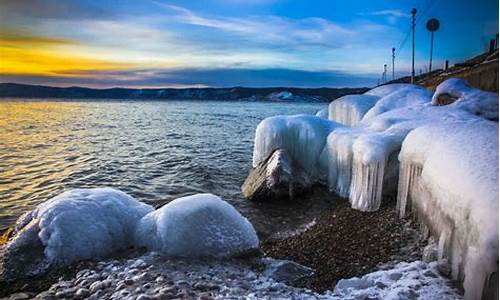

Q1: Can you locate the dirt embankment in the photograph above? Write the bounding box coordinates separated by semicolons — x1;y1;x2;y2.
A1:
387;49;499;93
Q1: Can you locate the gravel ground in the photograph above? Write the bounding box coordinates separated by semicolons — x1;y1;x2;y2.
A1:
3;254;462;300
262;198;426;292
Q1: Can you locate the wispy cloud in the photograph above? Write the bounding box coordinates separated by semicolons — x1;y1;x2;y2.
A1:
155;2;354;48
367;10;409;18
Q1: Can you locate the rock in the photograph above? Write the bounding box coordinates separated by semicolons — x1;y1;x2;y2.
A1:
1;218;49;281
75;288;90;298
263;258;314;283
241;149;312;201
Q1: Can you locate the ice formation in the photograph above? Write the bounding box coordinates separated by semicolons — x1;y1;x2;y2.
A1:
135;193;259;257
3;188;153;269
328;94;379;126
253;114;342;180
323;79;497;211
432;78;499;120
361;84;432;120
398;120;498;300
315;107;329;119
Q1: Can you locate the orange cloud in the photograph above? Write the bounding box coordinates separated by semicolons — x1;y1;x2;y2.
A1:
0;30;135;76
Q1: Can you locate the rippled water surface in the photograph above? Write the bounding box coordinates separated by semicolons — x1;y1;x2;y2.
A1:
0;100;332;236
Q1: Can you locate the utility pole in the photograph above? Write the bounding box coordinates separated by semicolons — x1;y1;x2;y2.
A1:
411;8;417;84
383;64;387;83
391;47;395;80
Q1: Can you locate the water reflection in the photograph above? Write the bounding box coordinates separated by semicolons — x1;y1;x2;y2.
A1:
0;100;330;236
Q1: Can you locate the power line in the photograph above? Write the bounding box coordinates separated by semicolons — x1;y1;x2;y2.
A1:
394;0;439;58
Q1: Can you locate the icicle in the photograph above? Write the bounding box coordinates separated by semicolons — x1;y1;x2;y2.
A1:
349;157;385;211
396;161;423;218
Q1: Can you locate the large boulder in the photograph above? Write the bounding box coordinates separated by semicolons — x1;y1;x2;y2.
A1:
1;188;153;281
134;193;259;257
242;149;312;201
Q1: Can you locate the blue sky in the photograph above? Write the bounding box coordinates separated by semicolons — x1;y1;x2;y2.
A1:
0;0;498;88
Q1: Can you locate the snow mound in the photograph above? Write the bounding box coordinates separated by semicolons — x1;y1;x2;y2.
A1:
253;114;342;180
398;120;498;299
134;193;259;257
4;188;153;268
362;85;432;120
432;78;499;120
328;94;379;126
333;261;462;299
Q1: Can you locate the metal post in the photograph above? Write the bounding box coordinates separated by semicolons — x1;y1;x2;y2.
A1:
411;8;417;84
429;31;434;72
489;39;495;54
392;47;395;80
383;64;387;82
445;60;449;70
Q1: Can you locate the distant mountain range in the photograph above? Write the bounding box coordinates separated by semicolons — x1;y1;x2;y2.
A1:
0;83;368;102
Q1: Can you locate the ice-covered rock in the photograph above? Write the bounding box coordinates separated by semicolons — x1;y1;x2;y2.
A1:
398;120;498;300
253;114;342;180
315;108;329;119
328;94;379;126
2;188;153;280
134;194;259;257
242;149;312;201
432;78;498;121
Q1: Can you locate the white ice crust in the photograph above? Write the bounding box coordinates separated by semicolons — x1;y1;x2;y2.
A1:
328;94;379;126
315;107;329;119
333;261;462;299
253;114;342;180
9;188;153;266
135;193;259;257
399;120;498;299
253;79;498;213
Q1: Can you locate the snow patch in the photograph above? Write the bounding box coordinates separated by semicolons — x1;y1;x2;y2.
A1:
333;261;462;299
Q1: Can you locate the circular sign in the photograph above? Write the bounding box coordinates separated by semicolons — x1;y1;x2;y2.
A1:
426;18;440;32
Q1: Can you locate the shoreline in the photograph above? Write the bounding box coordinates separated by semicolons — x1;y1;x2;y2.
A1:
262;197;429;293
1;190;456;299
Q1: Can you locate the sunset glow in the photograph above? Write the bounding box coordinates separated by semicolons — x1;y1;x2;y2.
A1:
0;0;498;87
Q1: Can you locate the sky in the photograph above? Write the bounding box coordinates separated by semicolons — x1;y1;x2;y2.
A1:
0;0;498;88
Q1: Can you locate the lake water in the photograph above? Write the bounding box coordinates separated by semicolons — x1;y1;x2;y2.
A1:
0;100;333;237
